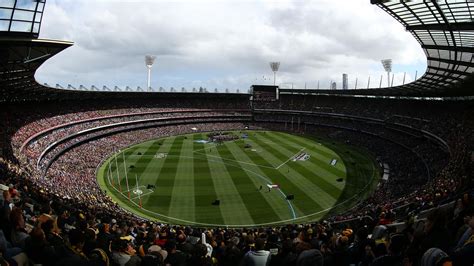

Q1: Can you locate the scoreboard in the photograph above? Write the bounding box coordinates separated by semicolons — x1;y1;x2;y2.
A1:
251;85;278;101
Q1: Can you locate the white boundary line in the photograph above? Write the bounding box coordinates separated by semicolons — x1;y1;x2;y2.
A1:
131;191;154;200
123;185;155;200
107;160;377;227
101;131;378;227
193;136;304;170
106;152;299;225
275;148;305;169
192;143;218;153
181;154;297;220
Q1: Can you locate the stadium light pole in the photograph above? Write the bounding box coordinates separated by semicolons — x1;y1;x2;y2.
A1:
381;59;392;87
145;55;156;92
269;62;280;86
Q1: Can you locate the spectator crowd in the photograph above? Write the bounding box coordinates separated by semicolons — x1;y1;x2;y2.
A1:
0;95;472;265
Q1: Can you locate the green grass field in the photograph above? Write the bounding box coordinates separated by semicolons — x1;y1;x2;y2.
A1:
97;130;379;227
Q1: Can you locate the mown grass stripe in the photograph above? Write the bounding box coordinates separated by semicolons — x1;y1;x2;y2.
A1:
250;134;337;208
111;140;158;193
215;142;281;224
255;133;341;201
167;134;195;221
192;134;225;225
99;130;380;225
274;132;336;155
137;137;176;206
262;132;345;194
141;137;183;215
318;142;379;219
273;132;379;214
272;132;346;174
265;132;345;176
224;140;299;221
204;142;255;225
242;135;326;214
109;141;153;174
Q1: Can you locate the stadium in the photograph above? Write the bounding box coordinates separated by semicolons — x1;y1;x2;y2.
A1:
0;1;473;266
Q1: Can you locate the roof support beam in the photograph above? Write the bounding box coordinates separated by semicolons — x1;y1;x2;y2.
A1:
427;57;474;67
407;22;474;31
426;66;468;77
422;45;474;54
424;72;462;81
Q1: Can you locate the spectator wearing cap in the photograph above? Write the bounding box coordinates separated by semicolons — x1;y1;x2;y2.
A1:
141;245;167;266
241;238;271;266
148;244;167;261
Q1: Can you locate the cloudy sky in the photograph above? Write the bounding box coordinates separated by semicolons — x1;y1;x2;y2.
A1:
36;0;426;92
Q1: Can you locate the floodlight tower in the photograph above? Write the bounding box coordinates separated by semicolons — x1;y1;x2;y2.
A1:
381;59;392;87
145;55;156;91
269;62;280;86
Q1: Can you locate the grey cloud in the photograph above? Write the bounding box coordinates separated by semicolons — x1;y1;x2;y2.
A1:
37;0;425;91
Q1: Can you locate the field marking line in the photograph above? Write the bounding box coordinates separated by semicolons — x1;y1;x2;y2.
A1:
192;135;244;154
203;156;297;220
123;185;148;194
105;161;375;226
167;153;297;221
192;143;218;153
275;148;306;169
193;152;275;170
131;190;154;200
108;157;376;227
102;131;378;226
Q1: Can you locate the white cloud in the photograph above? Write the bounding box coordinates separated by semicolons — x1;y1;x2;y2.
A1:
36;0;426;91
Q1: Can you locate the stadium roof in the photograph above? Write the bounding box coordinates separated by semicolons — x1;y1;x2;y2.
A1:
1;0;474;102
370;0;474;97
0;0;46;38
0;38;72;102
284;0;474;98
